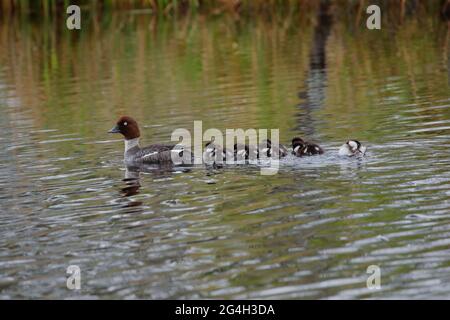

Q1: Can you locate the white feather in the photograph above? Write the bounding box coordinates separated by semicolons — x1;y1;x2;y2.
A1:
360;145;367;155
124;138;140;152
142;151;158;159
338;144;352;156
348;140;358;150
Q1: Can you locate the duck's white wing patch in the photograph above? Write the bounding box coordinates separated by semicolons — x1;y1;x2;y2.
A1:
141;151;158;159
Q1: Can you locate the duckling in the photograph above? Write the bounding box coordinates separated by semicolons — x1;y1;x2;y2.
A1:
291;137;324;157
258;139;289;159
203;139;233;164
338;140;367;156
234;143;250;161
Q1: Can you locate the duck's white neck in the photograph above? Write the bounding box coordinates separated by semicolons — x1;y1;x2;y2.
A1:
125;138;140;152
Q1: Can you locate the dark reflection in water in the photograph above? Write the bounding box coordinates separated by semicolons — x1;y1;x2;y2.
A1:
120;165;195;209
121;168;142;208
296;0;333;136
0;8;449;299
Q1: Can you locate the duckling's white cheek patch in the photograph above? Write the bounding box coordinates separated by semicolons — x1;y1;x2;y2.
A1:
293;146;300;153
348;141;358;150
237;150;246;156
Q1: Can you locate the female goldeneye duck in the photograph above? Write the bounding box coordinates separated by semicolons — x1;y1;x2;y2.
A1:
291;137;324;157
108;116;190;165
338;140;367;157
258;139;289;158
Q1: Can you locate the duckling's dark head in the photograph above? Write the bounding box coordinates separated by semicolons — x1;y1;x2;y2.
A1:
109;116;141;140
291;137;305;148
205;136;217;148
261;139;272;148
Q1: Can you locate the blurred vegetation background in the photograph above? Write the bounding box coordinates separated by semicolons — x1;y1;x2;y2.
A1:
0;0;448;143
0;0;449;21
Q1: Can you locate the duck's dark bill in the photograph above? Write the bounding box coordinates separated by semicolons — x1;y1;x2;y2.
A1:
108;125;120;133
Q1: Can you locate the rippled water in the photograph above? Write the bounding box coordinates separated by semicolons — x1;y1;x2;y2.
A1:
0;11;449;299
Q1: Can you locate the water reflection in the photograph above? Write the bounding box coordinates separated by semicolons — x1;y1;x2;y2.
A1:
120;164;195;208
296;1;333;137
120;167;142;207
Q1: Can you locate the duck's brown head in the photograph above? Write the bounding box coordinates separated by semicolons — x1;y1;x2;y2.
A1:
108;116;140;140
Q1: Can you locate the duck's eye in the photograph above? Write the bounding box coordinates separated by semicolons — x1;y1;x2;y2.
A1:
123;122;128;126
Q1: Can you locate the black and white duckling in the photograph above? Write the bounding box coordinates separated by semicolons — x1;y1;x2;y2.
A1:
291;137;324;157
203;139;233;164
234;143;251;161
258;139;289;159
338;140;367;156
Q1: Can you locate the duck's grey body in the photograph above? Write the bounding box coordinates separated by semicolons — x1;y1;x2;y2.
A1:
124;139;190;165
129;144;173;163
